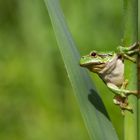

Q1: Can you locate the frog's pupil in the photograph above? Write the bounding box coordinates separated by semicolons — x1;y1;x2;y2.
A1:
91;52;96;56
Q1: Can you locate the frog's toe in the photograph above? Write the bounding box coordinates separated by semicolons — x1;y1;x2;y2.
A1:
113;98;119;105
120;93;126;97
126;90;138;96
121;108;133;115
121;106;133;114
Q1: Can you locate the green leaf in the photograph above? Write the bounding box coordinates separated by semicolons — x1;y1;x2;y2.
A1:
44;0;119;139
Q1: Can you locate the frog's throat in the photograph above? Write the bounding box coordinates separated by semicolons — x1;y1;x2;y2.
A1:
89;63;106;73
99;55;118;75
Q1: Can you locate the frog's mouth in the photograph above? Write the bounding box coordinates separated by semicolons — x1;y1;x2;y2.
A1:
80;62;105;67
80;62;106;72
90;63;106;72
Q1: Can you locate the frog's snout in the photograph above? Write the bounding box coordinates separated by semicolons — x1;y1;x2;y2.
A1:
79;57;86;66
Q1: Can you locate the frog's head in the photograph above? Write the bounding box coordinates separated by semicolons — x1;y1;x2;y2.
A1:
80;51;114;73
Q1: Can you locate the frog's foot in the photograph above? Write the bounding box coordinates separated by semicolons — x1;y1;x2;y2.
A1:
121;106;133;115
118;42;139;54
117;42;140;62
113;95;133;114
113;95;126;105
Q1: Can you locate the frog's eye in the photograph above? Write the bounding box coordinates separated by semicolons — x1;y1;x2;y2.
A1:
91;52;97;57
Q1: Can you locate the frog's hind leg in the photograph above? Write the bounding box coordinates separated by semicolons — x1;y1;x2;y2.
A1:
113;95;133;114
107;82;137;97
113;80;133;114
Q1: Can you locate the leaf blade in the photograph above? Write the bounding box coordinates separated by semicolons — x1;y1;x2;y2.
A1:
44;0;119;139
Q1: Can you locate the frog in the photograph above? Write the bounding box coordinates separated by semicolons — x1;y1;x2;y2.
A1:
80;42;139;113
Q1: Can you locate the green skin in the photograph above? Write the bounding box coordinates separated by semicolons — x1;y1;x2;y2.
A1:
80;42;139;112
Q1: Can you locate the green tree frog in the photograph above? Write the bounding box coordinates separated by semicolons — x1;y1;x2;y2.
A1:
80;42;139;113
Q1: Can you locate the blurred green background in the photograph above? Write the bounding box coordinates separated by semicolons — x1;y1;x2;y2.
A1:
0;0;124;140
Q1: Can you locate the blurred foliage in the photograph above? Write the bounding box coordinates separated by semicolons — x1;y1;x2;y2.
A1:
0;0;124;140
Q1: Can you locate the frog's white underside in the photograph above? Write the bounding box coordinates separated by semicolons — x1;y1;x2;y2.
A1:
99;54;124;87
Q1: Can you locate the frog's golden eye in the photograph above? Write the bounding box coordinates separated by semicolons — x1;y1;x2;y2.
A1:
91;52;97;57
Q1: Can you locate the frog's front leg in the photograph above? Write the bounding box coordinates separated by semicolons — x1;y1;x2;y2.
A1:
107;83;137;97
117;42;140;62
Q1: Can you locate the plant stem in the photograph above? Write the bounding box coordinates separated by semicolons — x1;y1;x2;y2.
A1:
138;57;140;140
123;0;138;140
138;2;140;140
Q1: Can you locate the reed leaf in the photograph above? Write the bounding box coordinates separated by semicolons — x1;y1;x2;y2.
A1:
44;0;119;139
